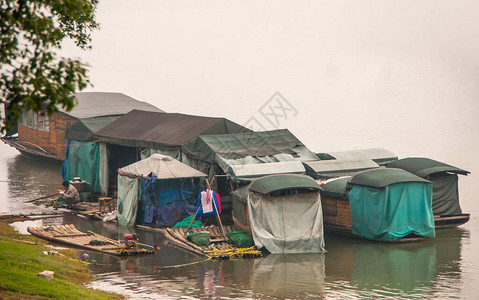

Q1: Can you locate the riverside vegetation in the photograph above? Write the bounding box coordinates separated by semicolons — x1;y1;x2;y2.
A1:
0;219;123;299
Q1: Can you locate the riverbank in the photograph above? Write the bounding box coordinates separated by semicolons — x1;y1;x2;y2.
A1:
0;219;124;299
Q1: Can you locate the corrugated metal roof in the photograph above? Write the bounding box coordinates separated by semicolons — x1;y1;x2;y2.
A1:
303;159;380;179
60;92;163;119
327;148;398;165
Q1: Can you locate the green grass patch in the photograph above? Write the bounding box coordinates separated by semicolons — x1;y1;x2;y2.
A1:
0;221;124;299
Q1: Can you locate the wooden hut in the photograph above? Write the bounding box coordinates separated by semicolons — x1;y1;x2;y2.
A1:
1;92;162;161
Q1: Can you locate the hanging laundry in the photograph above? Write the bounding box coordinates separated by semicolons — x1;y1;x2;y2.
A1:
200;189;214;213
195;189;222;218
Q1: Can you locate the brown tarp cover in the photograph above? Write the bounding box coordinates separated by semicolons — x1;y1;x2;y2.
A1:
93;109;250;150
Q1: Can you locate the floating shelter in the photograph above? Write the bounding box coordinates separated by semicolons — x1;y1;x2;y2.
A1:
116;154;206;227
181;129;317;181
386;157;470;227
320;168;435;242
2;92;162;161
232;174;325;254
92;110;250;194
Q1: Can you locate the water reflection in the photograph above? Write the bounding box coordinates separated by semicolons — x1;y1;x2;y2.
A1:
1;147;62;213
8;209;472;299
324;228;467;299
252;254;325;298
2;145;474;299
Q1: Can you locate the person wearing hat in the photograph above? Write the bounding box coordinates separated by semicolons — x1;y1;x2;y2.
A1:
60;180;81;209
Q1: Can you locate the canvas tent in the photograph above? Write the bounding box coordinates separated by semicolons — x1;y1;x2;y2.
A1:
346;168;435;241
181;129;318;182
386;157;469;216
116;154;206;226
245;174;325;254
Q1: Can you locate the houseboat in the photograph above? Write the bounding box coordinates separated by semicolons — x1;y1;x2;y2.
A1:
320;168;435;242
231;174;325;253
386;157;470;227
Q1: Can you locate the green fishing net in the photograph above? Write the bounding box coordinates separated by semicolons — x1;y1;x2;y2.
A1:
172;215;203;229
227;231;254;248
185;232;210;247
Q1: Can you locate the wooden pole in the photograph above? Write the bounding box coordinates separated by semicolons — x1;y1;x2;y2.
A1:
23;192;60;203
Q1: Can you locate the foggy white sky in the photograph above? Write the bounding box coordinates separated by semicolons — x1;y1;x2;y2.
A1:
61;0;479;160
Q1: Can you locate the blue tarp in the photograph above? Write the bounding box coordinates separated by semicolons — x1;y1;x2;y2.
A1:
137;177;200;227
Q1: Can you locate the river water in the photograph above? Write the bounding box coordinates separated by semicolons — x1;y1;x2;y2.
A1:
3;0;479;299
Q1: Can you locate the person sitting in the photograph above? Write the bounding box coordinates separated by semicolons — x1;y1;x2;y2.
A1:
60;180;81;209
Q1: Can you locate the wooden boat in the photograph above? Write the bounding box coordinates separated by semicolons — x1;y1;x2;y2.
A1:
321;196;424;242
231;174;326;254
387;157;471;229
434;213;470;228
27;224;154;256
319;169;437;242
137;224;262;259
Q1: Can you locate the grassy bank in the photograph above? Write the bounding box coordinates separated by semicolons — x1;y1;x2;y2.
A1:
0;220;124;299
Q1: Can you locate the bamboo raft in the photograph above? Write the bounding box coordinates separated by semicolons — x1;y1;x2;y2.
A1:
27;224;154;256
137;224;262;259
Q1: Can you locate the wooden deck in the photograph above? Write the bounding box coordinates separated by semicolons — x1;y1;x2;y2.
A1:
27;224;154;256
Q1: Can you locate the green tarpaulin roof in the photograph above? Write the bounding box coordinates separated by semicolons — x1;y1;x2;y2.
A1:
386;157;469;177
348;168;431;188
65;116;121;141
320;177;350;198
94;110;250;150
182;129;317;162
249;174;321;194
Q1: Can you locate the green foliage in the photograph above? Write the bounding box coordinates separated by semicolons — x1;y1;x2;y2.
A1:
0;0;99;132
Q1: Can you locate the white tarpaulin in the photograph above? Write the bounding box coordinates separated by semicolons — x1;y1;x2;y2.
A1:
248;191;325;254
119;153;206;179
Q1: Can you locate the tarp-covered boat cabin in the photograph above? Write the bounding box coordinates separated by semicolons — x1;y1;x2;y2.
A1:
386;157;470;227
232;174;325;254
320;168;435;242
116;154;206;227
2;92;162;161
92;110;250;194
181;129;318;209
